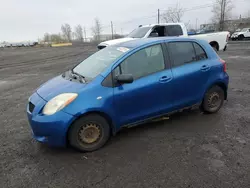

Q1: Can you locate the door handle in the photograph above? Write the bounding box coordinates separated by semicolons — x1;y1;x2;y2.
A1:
200;65;210;71
159;76;171;83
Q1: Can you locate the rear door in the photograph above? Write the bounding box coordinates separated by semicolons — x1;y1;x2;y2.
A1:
112;44;173;126
165;25;184;37
167;41;211;110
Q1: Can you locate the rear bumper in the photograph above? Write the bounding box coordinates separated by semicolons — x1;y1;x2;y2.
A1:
223;44;227;51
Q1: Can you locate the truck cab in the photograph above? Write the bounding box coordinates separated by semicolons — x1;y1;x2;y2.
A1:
98;23;187;49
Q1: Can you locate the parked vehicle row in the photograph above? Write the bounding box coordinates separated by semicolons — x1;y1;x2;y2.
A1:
0;41;38;48
98;23;230;52
27;37;229;152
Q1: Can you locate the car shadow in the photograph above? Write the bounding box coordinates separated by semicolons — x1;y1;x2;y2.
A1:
36;109;222;156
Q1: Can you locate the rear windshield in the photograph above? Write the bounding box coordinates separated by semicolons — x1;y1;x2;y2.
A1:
73;46;130;80
165;25;183;36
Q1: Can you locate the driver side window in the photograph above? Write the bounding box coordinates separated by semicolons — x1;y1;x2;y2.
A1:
114;44;165;80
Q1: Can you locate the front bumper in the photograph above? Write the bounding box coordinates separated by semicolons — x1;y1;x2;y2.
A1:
27;92;75;147
231;35;238;39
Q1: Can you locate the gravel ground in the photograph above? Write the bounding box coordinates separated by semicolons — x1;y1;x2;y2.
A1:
0;42;250;188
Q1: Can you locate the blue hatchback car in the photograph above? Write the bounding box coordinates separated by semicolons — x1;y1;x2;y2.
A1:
27;38;229;152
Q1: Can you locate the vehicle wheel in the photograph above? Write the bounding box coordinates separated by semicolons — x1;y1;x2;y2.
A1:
210;43;219;52
202;86;224;114
238;35;244;41
69;114;110;152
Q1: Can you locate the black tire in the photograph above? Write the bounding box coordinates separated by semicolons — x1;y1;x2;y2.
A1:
69;114;110;152
210;43;219;53
238;35;244;41
202;86;224;114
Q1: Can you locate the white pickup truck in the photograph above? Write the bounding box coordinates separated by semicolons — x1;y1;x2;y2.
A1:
98;23;230;52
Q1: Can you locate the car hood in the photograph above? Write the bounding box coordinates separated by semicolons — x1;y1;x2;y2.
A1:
36;75;85;101
98;37;136;47
233;31;244;35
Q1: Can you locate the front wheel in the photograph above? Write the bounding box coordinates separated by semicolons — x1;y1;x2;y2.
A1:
238;35;244;41
202;86;225;114
69;114;111;152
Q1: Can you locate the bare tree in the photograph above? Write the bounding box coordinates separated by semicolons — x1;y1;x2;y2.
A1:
75;25;84;42
44;33;50;42
91;18;102;42
162;3;184;23
61;23;72;42
50;33;64;43
211;0;234;31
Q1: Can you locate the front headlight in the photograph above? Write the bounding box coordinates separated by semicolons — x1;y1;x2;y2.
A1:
43;93;78;115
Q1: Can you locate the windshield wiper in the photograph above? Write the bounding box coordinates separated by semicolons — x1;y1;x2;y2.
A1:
70;69;86;83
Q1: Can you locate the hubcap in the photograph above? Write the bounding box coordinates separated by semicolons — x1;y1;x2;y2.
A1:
208;92;221;109
79;123;101;144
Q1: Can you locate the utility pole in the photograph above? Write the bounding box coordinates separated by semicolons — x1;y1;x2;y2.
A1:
84;27;87;42
220;0;226;31
158;9;160;24
111;21;114;39
196;18;198;31
222;0;226;31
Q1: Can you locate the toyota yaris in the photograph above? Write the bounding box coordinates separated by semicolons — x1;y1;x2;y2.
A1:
27;38;229;152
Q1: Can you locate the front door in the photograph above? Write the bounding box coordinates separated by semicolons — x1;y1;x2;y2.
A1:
245;29;250;38
113;44;173;126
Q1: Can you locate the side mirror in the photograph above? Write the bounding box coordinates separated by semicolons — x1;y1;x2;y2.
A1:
115;74;134;84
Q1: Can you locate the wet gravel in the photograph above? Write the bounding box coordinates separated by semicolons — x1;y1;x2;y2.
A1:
0;42;250;188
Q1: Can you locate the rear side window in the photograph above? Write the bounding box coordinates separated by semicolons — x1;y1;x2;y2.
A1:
193;43;207;61
165;25;183;36
168;42;196;67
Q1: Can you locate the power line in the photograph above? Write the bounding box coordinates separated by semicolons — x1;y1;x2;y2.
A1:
104;3;215;28
99;1;245;34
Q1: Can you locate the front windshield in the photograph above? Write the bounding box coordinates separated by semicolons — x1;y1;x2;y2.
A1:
127;27;151;38
241;28;249;32
73;46;129;80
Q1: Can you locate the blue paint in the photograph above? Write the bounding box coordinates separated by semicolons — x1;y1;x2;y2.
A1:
27;37;229;147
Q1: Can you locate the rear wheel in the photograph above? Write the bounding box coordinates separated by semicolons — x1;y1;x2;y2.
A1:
69;114;110;152
202;86;224;113
210;42;219;53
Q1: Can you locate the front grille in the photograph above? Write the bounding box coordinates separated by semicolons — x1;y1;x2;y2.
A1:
29;102;35;113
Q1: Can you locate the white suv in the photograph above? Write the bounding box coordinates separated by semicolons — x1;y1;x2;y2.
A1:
231;28;250;40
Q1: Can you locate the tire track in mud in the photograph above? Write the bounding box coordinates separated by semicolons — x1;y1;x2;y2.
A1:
0;46;95;70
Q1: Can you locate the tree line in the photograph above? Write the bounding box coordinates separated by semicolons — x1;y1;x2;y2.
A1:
43;18;102;43
162;0;249;31
43;0;249;43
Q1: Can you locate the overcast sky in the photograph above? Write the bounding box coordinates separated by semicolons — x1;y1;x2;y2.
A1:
0;0;249;42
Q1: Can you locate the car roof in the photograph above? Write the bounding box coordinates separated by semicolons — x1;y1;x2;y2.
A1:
114;37;202;49
140;23;185;27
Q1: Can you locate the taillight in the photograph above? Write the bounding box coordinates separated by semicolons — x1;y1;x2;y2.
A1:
219;59;226;72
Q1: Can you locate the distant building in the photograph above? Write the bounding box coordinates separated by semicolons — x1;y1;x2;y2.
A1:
200;17;250;33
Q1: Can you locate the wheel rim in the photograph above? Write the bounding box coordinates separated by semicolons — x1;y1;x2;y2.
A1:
207;92;221;110
78;123;101;144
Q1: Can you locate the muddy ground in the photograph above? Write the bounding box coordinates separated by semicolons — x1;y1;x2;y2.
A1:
0;42;250;188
